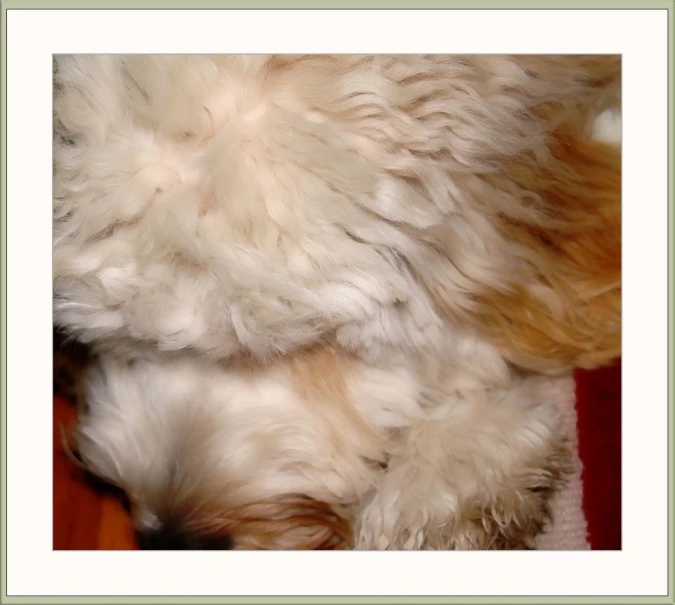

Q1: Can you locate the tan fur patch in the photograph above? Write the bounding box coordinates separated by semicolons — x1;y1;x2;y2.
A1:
286;343;352;404
283;344;390;459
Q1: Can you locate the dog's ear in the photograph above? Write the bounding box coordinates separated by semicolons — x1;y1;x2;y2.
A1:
188;495;353;550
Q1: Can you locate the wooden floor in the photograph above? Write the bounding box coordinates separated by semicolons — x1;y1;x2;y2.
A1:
53;395;138;550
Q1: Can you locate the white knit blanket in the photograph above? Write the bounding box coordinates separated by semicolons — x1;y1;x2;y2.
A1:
535;376;590;550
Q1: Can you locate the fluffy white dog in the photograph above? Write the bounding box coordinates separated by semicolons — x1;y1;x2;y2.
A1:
53;55;621;549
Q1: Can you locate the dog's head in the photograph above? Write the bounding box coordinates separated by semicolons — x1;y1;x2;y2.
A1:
72;347;405;549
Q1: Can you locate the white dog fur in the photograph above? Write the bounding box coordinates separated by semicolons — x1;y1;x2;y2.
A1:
54;55;621;549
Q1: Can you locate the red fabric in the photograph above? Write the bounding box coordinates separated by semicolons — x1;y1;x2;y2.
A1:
574;359;622;550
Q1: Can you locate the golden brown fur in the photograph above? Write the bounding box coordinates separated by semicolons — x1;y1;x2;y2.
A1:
189;495;353;550
469;128;621;372
420;73;621;374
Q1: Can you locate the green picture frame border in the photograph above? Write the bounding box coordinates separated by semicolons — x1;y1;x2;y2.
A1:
1;2;672;603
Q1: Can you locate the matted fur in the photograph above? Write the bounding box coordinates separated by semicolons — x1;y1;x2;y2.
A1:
54;54;621;549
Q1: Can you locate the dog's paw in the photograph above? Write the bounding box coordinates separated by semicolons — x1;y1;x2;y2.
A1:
451;440;571;550
354;379;571;550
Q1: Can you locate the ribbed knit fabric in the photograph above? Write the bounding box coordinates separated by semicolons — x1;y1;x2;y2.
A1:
535;375;591;550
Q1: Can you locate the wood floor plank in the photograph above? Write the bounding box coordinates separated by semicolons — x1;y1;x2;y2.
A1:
97;495;138;550
53;395;137;550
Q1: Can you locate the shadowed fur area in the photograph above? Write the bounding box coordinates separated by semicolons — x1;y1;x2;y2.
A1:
54;54;621;550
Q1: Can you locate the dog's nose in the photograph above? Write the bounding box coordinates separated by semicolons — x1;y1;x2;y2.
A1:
138;527;233;550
